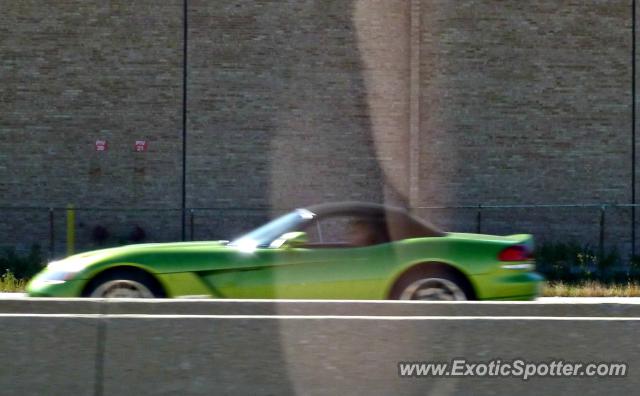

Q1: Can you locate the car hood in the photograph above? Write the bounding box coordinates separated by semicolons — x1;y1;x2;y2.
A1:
48;240;231;269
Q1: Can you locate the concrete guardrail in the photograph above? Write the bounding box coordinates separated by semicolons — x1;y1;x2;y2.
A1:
0;298;638;395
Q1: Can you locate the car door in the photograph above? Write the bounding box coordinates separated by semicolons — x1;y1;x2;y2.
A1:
226;215;396;299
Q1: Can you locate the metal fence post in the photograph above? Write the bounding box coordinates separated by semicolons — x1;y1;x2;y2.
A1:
48;208;54;260
190;209;195;241
66;205;75;257
476;204;482;234
599;205;606;261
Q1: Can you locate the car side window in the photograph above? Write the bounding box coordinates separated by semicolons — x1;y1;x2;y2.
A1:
299;215;390;248
298;219;323;244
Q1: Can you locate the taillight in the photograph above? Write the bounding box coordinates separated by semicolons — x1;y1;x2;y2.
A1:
498;245;532;261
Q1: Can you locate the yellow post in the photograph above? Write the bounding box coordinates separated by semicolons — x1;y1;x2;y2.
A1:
66;204;75;257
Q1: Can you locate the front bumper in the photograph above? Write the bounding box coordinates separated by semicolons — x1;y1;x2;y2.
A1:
26;277;86;297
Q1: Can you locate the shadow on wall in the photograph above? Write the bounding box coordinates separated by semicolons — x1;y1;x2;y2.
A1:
187;0;419;394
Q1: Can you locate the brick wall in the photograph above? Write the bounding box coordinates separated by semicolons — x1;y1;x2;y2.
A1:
0;1;636;255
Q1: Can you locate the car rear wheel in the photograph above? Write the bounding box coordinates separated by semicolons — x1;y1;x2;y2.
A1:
390;267;473;301
83;270;164;298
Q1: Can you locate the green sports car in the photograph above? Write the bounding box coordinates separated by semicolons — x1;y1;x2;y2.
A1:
27;202;543;300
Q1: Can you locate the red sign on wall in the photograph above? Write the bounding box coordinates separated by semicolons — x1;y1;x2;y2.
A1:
134;140;148;152
95;140;108;152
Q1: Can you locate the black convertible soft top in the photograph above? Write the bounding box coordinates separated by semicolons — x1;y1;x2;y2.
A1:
304;201;445;240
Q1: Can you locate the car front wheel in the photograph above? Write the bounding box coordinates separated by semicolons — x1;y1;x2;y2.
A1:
83;270;164;298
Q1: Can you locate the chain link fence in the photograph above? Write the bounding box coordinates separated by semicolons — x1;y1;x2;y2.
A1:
0;204;638;272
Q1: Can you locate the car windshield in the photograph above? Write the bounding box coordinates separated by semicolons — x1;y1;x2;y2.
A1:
229;209;313;248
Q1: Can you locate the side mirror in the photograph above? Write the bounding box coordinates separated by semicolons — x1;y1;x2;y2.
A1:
270;231;308;249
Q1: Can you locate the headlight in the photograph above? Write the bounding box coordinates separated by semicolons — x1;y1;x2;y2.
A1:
47;259;88;273
40;259;89;282
39;270;78;282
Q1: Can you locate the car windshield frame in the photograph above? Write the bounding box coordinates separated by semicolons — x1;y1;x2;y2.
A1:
229;209;315;248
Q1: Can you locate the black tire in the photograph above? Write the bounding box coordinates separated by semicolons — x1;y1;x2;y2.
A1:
82;269;165;298
389;265;475;301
